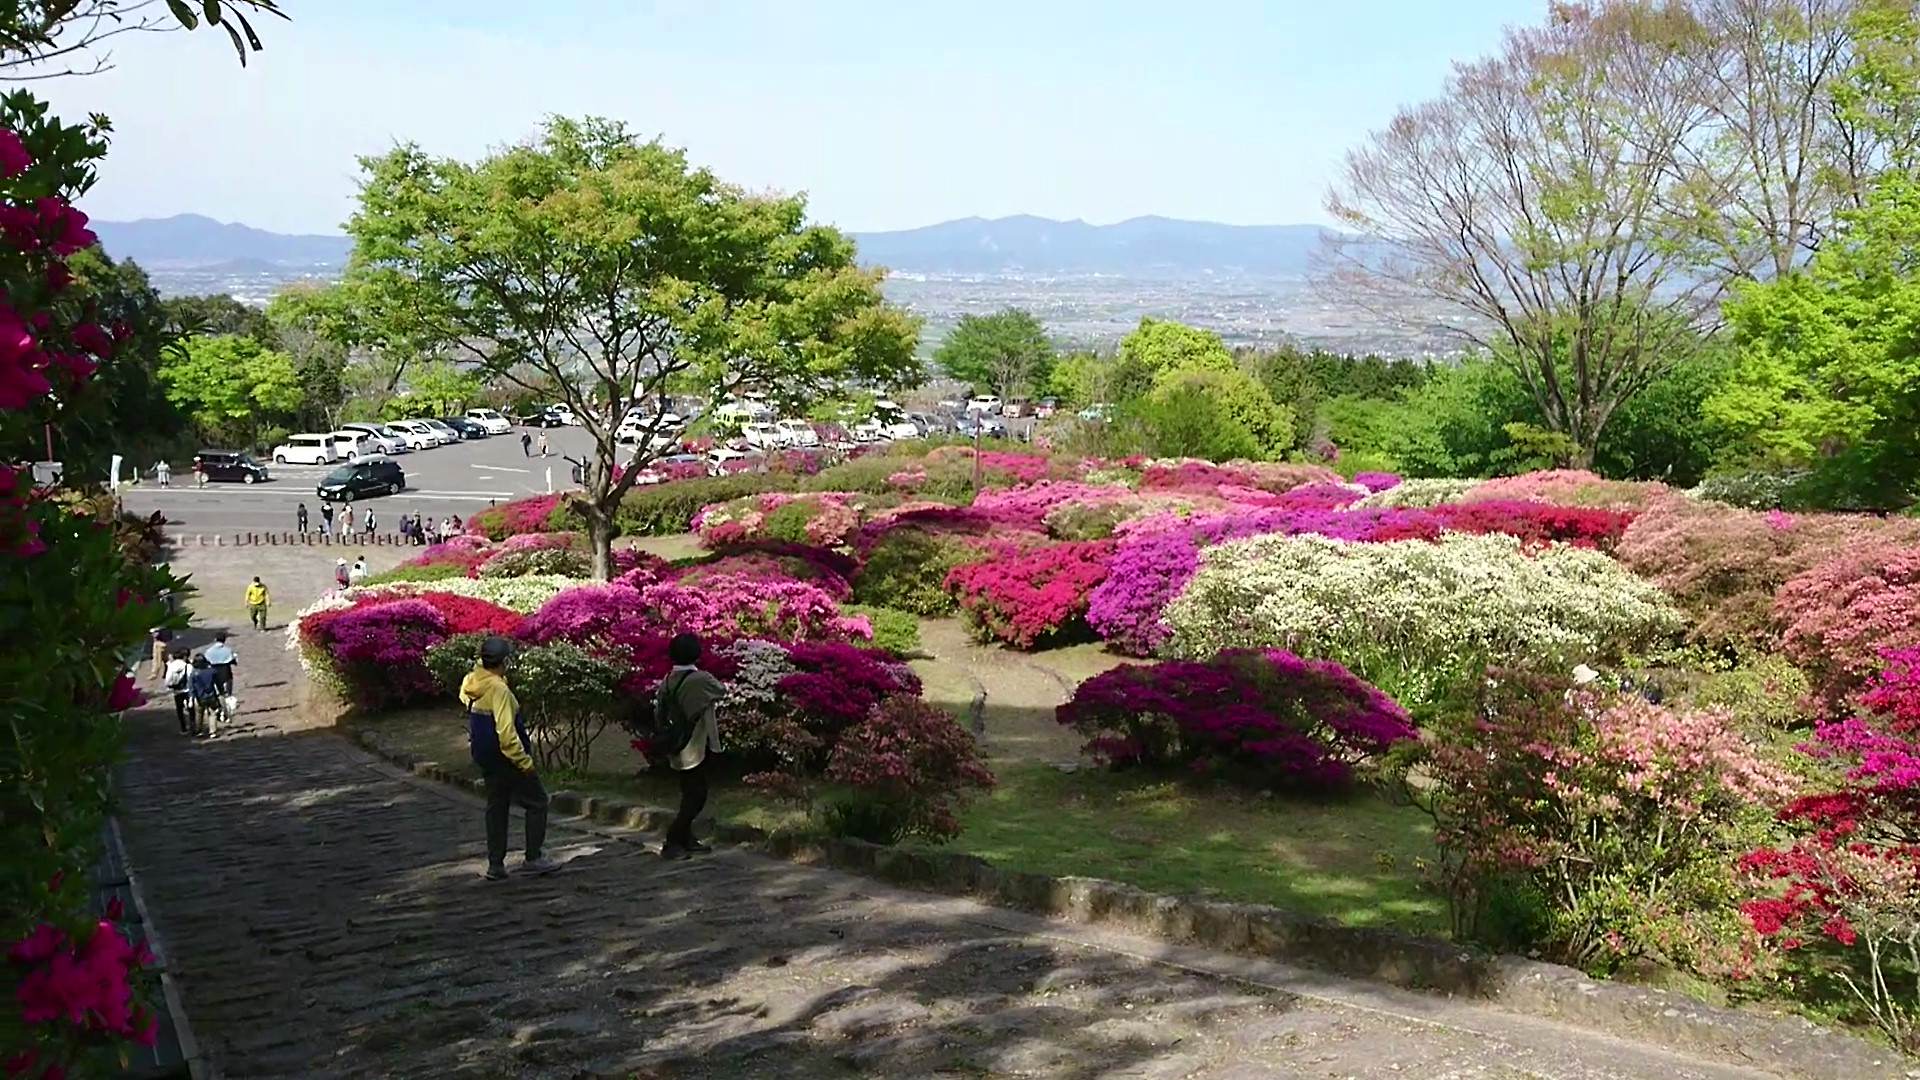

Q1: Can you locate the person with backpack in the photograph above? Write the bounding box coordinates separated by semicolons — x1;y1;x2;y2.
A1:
653;633;729;861
164;648;192;734
187;654;222;737
203;631;237;699
462;635;560;881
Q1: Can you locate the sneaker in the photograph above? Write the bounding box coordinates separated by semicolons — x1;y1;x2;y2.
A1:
685;839;712;854
521;856;562;875
659;845;692;862
482;864;509;882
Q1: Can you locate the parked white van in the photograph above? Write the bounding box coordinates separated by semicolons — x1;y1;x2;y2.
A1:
464;408;512;435
329;430;379;463
272;433;339;466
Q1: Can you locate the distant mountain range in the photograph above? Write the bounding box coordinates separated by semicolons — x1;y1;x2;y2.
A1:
90;213;1343;277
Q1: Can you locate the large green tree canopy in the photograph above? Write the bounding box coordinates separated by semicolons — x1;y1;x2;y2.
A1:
342;115;922;577
933;308;1055;400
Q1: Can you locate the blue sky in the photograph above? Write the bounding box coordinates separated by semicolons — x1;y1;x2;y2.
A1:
43;0;1548;235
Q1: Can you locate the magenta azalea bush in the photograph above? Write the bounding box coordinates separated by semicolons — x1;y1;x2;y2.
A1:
640;573;872;644
1057;649;1418;789
302;598;451;708
944;539;1115;648
969;481;1133;530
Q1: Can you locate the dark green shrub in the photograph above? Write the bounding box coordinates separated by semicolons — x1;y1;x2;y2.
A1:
615;473;788;536
843;604;922;656
851;529;982;616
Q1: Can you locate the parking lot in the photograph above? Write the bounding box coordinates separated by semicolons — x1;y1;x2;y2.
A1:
120;427;604;533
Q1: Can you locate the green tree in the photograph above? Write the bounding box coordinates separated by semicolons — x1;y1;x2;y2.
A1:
933;308;1055;400
392;360;483;418
160;292;273;342
1112;319;1294;459
344;116;922;577
158;334;302;448
1116;317;1236;375
43;248;187;466
1140;372;1264;462
264;282;351;430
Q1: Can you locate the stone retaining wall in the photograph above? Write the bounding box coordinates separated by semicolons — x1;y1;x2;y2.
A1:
342;725;1906;1080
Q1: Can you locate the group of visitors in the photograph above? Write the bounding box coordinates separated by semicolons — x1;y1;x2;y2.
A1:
399;512;461;545
519;431;549;457
333;556;369;589
296;501;461;545
157;629;239;738
464;631;724;879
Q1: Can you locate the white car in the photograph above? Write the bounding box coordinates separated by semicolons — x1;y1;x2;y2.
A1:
966;395;1003;415
420;418;462;444
774;419;819;447
272;433;339;466
741;422;788;450
329;431;381;464
464;408;512;436
545;403;580;425
339;423;409;455
706;447;751;475
388;421;438;450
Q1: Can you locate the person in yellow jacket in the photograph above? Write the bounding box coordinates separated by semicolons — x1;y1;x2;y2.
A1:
244;576;270;631
462;636;560;881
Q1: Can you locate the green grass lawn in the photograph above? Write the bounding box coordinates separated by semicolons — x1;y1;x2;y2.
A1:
348;709;1445;935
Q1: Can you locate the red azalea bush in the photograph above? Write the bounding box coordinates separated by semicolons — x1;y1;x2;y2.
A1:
1411;669;1793;975
411;592;525;637
820;697;998;843
945;539;1115;648
7;912;159;1076
1741;650;1920;1049
467;492;570;539
1427;499;1636;550
302;598;451;708
1775;543;1920;711
1056;648;1418;790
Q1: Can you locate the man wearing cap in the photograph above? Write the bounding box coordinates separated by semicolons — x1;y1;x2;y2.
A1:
461;635;560;881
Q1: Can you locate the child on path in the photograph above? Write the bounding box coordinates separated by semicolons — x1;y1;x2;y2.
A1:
245;577;270;631
462;636;560;880
334;558;349;589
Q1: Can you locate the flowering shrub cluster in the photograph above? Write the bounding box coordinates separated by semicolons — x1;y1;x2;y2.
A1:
944;539;1116;648
969;481;1134;530
1350;471;1403;493
1740;650;1920;1048
1462;469;1667;510
7;912;159;1076
694;491;877;549
1057;649;1417;790
1774;542;1920;710
1138;459;1341;494
467;492;569;539
298;598;452;708
1410;670;1793;976
1163;533;1684;706
477;545;591;579
1354;477;1484;508
818;697;998;843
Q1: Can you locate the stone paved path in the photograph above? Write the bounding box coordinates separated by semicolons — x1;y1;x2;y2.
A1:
115;547;1792;1079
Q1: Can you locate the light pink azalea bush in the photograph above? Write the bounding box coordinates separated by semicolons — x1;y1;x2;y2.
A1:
1775;542;1920;710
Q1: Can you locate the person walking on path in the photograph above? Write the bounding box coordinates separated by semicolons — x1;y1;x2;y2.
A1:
341;504;355;537
520;431;532;457
187;654;222;737
654;632;729;861
319;502;334;535
334;558;350;589
245;577;270;631
163;648;191;734
203;631;237;700
154;459;171;487
297;502;309;534
363;507;377;537
536;431;549;457
461;636;560;880
192;463;206;488
349;556;368;585
149;624;175;678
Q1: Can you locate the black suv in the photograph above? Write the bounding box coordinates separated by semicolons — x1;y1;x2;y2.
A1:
440;416;487;439
193;450;270;484
316;458;406;502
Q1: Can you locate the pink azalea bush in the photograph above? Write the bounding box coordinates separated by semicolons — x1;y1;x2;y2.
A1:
1413;669;1793;976
1056;648;1418;790
7;911;158;1076
695;492;874;549
1462;469;1668;510
944;539;1116;648
640;574;872;644
298;598;452;708
1775;543;1920;710
1351;471;1403;493
969;481;1134;530
675;542;857;600
1138;459;1341;494
467;492;570;539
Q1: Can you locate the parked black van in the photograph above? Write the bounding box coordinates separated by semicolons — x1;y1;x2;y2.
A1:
193;450;270;484
316;457;406;502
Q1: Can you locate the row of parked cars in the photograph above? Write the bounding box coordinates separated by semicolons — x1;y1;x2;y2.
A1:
268;409;514;468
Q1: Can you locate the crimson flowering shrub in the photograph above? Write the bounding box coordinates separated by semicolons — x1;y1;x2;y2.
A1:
1741;650;1920;1049
7;910;159;1076
1775;542;1920;710
1616;495;1920;658
1057;649;1416;790
1426;499;1636;550
1407;669;1793;976
409;592;525;637
819;697;998;844
301;598;451;708
1462;469;1668;510
467;492;570;539
944;539;1115;648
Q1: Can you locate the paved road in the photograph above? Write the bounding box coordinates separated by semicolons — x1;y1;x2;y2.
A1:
113;546;1790;1079
120;428;601;532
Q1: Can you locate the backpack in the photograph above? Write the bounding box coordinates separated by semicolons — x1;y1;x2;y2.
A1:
651;672;700;755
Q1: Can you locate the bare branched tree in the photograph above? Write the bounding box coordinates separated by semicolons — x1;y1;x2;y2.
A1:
0;0;283;80
1321;1;1734;466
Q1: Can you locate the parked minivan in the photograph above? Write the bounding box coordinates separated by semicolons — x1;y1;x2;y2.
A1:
329;430;379;463
464;408;512;435
192;450;270;484
316;457;406;502
272;433;339;466
339;422;409;455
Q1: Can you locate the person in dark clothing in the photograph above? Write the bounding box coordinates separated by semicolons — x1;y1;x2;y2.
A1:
203;630;236;696
462;635;560;881
520;431;532;457
296;502;309;533
163;648;192;733
654;633;728;861
186;654;221;737
320;502;335;535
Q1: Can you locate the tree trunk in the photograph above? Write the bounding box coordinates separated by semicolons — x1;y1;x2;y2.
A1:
584;500;616;582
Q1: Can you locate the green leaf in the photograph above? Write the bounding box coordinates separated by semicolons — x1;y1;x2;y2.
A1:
167;0;199;29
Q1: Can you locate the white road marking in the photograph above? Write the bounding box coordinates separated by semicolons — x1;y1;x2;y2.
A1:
476;464;532;474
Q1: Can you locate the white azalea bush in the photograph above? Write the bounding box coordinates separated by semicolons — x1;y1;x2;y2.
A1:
1162;532;1684;708
1353;477;1484;509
